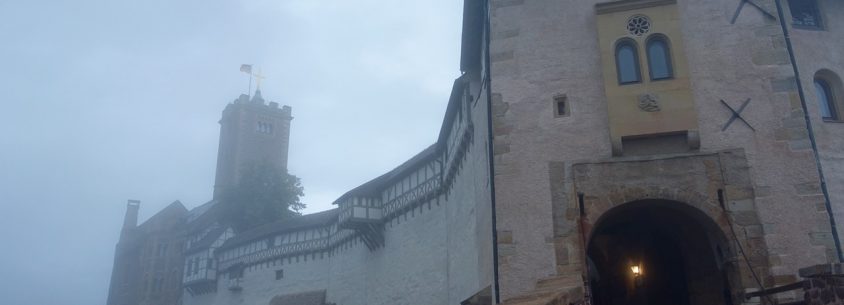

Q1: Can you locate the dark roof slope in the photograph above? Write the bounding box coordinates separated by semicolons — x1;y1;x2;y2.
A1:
185;226;227;254
137;200;188;232
332;71;473;206
219;209;340;250
186;199;217;223
332;144;439;205
185;200;225;234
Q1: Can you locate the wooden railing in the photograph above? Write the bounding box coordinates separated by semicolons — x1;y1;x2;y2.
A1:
745;280;806;305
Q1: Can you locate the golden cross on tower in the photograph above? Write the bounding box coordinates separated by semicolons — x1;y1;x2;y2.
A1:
253;68;266;90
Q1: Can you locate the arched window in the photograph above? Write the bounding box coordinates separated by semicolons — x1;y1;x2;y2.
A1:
615;39;641;85
646;35;673;80
815;79;836;120
815;70;842;121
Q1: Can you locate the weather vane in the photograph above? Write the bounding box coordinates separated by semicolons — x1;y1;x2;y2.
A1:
239;64;266;97
253;68;266;90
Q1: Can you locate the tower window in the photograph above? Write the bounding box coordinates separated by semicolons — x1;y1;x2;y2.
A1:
615;39;641;85
646;35;673;81
816;80;835;120
553;95;570;117
788;0;823;29
815;70;842;121
256;121;274;134
275;269;284;280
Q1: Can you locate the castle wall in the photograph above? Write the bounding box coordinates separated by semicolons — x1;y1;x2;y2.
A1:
183;75;493;305
787;0;844;248
108;202;187;305
489;0;839;301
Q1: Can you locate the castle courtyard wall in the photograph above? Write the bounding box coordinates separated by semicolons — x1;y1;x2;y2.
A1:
489;0;839;301
787;0;844;247
182;75;493;305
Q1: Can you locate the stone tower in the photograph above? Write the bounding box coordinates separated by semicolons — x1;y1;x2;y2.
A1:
486;0;844;304
213;89;293;199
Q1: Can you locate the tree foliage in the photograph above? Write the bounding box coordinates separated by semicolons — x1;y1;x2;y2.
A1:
219;162;305;231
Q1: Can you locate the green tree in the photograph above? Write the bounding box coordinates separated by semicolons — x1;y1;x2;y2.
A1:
219;162;305;231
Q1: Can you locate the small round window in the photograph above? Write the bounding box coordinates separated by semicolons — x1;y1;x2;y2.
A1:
627;15;651;36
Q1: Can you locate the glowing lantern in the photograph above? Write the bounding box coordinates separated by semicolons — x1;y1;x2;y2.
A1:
631;265;642;276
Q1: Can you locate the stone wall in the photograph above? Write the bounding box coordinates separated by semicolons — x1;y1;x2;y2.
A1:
569;151;767;302
788;0;844;249
489;0;839;300
108;201;187;305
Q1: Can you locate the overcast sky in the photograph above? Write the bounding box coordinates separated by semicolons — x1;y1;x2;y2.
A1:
0;1;462;304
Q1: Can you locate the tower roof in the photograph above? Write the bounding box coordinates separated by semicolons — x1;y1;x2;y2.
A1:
251;89;265;104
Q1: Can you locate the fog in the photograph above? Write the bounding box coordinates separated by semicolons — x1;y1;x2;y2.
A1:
0;1;462;304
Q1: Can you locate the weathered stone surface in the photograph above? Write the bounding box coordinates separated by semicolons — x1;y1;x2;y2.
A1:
499;230;514;244
489;0;841;301
752;50;790;66
746;225;764;238
491;51;514;62
796;182;823;195
492;0;525;9
493;29;521;40
771;77;798;92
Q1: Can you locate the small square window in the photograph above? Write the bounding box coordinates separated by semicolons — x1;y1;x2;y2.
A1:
553;95;570;117
275;269;284;280
788;0;823;29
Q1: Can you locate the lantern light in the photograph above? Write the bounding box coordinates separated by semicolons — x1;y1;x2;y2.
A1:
631;265;641;276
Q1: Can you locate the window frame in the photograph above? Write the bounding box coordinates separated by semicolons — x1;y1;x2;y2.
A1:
814;70;844;122
553;94;570;118
788;0;824;30
645;34;674;81
615;38;643;85
815;78;838;121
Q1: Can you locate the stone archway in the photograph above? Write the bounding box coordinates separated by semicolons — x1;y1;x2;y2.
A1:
587;199;734;305
559;151;771;304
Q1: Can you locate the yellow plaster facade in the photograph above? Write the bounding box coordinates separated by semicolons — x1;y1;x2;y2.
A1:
596;0;699;155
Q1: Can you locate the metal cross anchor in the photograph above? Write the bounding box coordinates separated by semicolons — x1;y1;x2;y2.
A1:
720;98;756;132
731;0;777;24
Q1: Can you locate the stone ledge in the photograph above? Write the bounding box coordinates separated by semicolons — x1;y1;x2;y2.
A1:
596;0;676;15
800;264;844;278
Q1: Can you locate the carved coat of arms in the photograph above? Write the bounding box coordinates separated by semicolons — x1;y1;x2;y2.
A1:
638;93;660;112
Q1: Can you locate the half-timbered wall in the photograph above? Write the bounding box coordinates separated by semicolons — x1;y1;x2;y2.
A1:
382;159;442;219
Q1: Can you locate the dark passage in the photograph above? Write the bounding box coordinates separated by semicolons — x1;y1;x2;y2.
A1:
586;200;732;305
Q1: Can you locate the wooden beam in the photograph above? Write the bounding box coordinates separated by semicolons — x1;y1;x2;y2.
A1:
744;280;806;298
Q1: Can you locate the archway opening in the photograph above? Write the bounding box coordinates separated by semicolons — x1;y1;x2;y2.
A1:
587;199;733;305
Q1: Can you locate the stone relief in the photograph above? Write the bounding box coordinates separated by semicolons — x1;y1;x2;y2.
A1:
638;93;661;112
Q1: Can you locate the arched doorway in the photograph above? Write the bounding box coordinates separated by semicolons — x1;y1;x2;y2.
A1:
587;199;734;305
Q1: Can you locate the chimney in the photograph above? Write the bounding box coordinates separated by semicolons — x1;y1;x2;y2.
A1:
120;200;140;241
